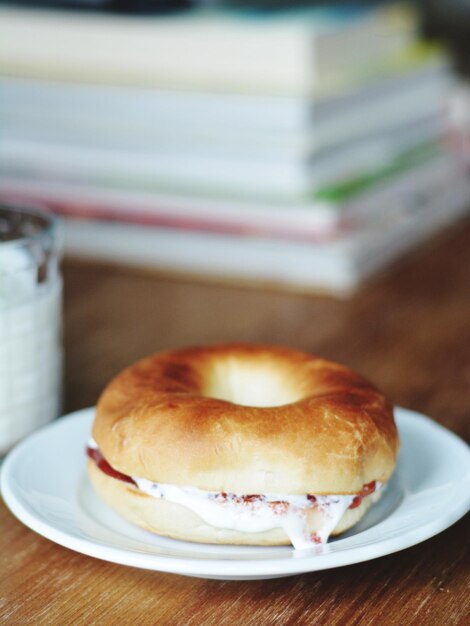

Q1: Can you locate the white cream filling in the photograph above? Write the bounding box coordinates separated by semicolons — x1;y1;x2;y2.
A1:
88;438;381;549
132;478;381;550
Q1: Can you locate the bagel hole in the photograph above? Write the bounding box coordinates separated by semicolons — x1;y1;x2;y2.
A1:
203;359;305;408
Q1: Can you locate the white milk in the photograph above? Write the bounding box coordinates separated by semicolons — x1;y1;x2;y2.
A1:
0;213;62;455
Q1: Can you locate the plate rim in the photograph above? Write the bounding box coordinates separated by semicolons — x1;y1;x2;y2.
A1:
1;406;470;579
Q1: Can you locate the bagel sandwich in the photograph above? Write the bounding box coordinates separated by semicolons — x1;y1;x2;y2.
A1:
87;344;399;549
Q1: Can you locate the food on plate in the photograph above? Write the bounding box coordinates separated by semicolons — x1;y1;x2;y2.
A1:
87;344;399;549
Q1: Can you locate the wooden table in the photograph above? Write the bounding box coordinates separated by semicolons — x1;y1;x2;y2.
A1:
1;221;469;625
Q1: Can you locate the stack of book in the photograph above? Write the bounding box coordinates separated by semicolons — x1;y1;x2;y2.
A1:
445;81;470;167
0;2;468;295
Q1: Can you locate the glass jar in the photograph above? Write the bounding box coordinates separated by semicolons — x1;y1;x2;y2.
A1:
0;204;62;455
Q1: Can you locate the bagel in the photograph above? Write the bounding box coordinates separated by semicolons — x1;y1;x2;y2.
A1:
87;344;399;549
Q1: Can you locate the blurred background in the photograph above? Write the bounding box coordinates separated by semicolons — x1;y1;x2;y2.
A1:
1;0;470;295
0;0;469;439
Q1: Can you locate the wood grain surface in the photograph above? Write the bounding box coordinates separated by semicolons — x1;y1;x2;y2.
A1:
1;221;469;625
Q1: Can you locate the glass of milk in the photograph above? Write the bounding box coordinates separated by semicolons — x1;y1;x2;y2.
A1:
0;204;62;456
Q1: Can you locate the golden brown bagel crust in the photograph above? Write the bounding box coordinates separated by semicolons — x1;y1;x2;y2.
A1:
92;344;398;494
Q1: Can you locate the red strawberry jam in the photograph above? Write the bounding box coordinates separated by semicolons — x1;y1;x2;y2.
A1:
86;446;136;486
349;481;377;509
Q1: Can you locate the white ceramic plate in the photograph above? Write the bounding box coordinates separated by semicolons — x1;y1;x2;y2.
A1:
1;407;469;580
